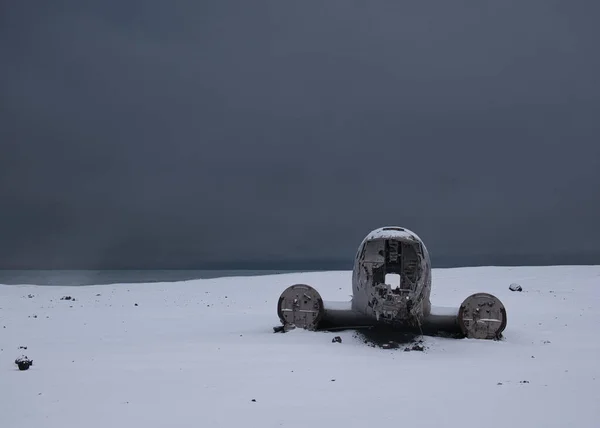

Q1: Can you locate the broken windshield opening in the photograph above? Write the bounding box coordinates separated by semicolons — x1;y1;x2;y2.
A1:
361;239;422;292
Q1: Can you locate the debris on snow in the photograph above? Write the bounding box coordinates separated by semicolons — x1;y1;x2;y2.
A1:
15;356;33;371
509;283;522;292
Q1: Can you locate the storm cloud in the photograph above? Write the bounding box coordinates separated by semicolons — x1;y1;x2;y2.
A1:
1;1;599;269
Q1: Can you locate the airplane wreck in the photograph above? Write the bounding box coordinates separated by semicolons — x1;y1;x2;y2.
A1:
276;227;507;340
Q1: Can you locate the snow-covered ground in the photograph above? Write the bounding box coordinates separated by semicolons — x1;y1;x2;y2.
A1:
1;266;599;427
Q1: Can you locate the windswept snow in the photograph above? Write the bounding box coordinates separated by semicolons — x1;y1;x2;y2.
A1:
1;266;599;427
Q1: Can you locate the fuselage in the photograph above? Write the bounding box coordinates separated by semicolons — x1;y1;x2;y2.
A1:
351;227;432;327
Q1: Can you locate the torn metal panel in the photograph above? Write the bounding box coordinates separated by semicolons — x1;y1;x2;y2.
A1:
352;228;432;328
275;226;507;341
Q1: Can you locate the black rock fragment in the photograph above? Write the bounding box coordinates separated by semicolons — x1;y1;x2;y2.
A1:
509;283;522;292
332;336;342;343
15;356;33;371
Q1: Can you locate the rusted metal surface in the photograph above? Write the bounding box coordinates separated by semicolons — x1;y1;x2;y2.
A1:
458;293;507;339
351;227;432;328
276;226;507;340
277;284;324;331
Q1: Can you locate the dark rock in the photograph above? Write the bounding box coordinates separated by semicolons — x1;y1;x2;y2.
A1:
251;399;256;402
28;294;35;298
411;344;425;352
15;356;33;371
509;283;522;292
273;325;285;333
520;380;530;384
18;346;27;350
134;303;138;306
332;336;342;343
17;361;32;370
60;296;74;301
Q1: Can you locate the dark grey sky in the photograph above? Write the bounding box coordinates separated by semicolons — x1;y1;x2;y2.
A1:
1;1;599;269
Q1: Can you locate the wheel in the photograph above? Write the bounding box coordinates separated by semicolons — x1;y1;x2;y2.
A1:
277;284;325;331
458;293;507;339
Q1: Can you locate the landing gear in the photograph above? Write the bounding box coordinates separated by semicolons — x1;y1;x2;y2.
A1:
277;284;325;331
458;293;507;340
